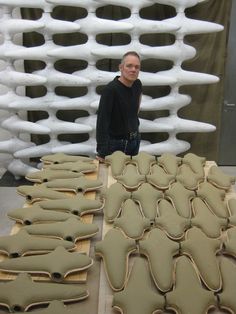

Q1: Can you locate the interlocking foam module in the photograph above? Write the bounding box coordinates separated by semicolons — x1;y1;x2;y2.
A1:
17;185;71;204
25;169;83;183
132;182;163;220
155;199;190;240
180;227;222;292
197;181;229;218
222;227;236;258
0;273;88;312
43;160;97;174
113;199;151;240
157;152;182;176
166;256;217;314
0;246;93;282
95;228;137;291
102;182;131;222
0;229;75;258
182;153;206;177
41;153;93;165
38;195;103;216
227;198;236;226
207;165;236;191
131;151;156;175
165;182;195;218
176;164;204;190
41;177;103;194
112;257;165;314
116;163;146;190
7;204;74;225
191;197;227;238
105;151;131;177
22;216;99;242
139;228;179;292
146;164;175;190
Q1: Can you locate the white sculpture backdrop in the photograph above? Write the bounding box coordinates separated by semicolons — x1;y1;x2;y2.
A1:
0;0;223;178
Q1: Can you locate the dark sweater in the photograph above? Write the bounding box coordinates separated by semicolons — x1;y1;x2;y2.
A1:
96;76;142;158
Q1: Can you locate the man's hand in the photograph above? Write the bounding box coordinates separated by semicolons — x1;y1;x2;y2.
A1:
96;155;106;163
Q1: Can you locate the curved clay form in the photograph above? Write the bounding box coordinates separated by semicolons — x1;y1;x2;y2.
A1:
182;153;206;176
191;197;227;238
39;195;103;216
0;246;93;282
44;160;97;174
227;198;236;226
25;169;83;183
166;256;217;314
23;217;99;242
217;257;236;314
112;257;165;314
157;152;182;176
0;229;75;258
116;163;146;190
197;182;229;218
180;227;222;292
176;164;204;190
132;182;163;220
17;185;71;204
95;228;137;291
114;199;151;240
102;182;131;222
41;153;93;165
131;151;156;175
41;177;103;194
146;164;175;190
165;182;195;218
0;273;88;312
223;227;236;258
207;165;236;191
105;151;131;177
7;204;74;225
155;199;190;240
139;228;179;292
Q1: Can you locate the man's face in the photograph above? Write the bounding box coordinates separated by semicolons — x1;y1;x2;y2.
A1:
119;55;141;84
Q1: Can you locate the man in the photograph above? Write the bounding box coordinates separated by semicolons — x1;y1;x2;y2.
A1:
96;51;142;162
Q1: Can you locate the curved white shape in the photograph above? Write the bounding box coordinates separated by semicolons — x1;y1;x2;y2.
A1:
0;137;35;154
7;158;38;179
46;0;100;11
93;0;152;13
52;138;97;156
1;20;44;37
139;118;174;132
0;69;47;87
0;0;46;9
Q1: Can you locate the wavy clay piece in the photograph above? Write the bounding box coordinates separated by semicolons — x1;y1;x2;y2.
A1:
222;227;236;258
165;181;195;218
207;165;236;191
217;257;236;314
182;152;206;177
0;246;93;283
105;150;131;177
197;181;229;218
155;199;190;240
157;152;182;176
23;217;99;242
132;182;163;220
191;197;227;238
102;182;131;222
17;185;71;204
25;169;83;183
227;198;236;226
146;164;175;190
116;163;146;190
41;152;93;165
41;177;103;194
112;257;165;314
114;199;151;240
176;164;204;190
0;273;88;312
44;160;97;174
95;228;137;291
131;151;156;175
180;227;222;292
0;229;75;258
39;195;103;216
166;256;217;314
7;204;74;225
139;228;179;292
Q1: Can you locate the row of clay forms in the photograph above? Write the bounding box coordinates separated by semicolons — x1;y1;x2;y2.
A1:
95;151;236;314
